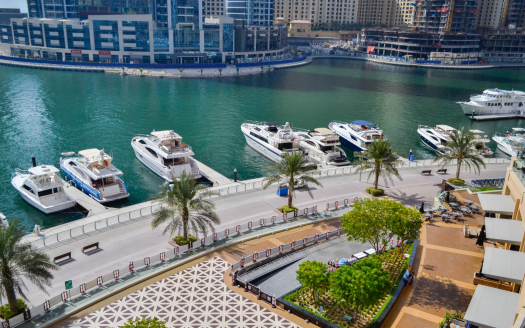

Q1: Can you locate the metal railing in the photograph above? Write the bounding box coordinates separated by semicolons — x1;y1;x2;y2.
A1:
10;202;355;328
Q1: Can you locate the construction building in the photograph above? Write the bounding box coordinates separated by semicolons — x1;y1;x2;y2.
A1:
412;0;478;33
393;0;417;26
475;0;505;28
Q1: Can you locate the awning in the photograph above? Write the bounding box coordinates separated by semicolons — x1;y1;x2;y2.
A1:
434;183;455;191
478;194;515;216
485;217;524;245
464;285;520;328
482;247;525;284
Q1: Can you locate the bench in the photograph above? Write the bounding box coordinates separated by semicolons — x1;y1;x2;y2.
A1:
437;169;447;174
343;315;353;323
54;252;72;264
421;170;432;175
82;242;99;253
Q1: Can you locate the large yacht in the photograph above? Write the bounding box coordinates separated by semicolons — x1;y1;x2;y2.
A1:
295;128;350;166
458;89;525;116
328;120;384;152
492;128;525;157
11;158;75;214
60;149;129;203
131;130;201;182
241;121;304;162
417;125;456;153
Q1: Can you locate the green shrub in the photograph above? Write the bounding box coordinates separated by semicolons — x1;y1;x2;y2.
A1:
173;235;197;246
366;187;385;196
278;205;298;213
122;317;167;328
0;299;27;320
447;178;465;185
438;312;463;328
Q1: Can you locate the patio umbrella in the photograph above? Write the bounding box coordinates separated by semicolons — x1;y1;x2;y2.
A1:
476;225;486;246
419;202;425;214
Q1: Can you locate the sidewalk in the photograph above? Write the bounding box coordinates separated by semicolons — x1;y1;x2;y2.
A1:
22;163;507;307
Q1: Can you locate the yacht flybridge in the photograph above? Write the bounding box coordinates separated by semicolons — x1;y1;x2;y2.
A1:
131;130;201;182
241;121;303;162
295;128;350;166
12;158;75;214
417;125;456;153
458;88;525;116
60;149;129;203
328;120;384;152
492;128;525;157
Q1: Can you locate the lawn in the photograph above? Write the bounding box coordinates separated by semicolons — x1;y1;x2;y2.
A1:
470;187;502;193
284;243;412;327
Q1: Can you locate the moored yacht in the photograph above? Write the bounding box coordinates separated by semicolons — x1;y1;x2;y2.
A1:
131;130;201;182
294;128;350;166
471;129;494;158
11;157;76;214
60;149;129;203
241;121;303;162
417;125;456;153
458;88;525;116
328;120;384;152
492;128;525;157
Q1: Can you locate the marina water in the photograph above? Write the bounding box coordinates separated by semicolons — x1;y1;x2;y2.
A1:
1;58;524;229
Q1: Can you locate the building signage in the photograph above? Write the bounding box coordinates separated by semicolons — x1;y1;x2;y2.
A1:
469;9;479;13
204;17;220;24
98;50;111;55
436;8;448;12
71;49;82;54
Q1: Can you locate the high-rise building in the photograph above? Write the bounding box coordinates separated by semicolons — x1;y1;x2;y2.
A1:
274;0;358;25
501;0;525;28
0;8;27;25
205;0;226;17
393;0;416;26
474;0;504;28
356;0;396;27
412;0;478;33
225;0;274;26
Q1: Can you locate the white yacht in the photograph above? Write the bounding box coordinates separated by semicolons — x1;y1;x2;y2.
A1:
458;89;525;116
471;129;494;158
328;120;384;152
60;149;129;203
417;125;456;153
11;159;75;214
241;121;304;162
294;128;350;166
492;128;525;157
131;130;201;182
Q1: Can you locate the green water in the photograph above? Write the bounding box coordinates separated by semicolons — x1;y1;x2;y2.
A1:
1;59;524;229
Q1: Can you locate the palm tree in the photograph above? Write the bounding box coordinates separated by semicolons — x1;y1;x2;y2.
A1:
178;68;184;77
0;219;57;313
218;68;222;77
433;127;486;180
353;139;402;190
236;67;240;76
263;151;322;208
151;172;220;240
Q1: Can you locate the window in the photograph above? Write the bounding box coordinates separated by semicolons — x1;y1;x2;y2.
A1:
22;184;34;194
69;161;77;166
146;147;159;158
164;158;181;165
278;142;293;150
250;131;268;144
38;189;53;197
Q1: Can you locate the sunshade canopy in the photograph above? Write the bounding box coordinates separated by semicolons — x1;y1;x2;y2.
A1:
478;194;515;216
485;217;524;245
464;285;520;328
482;247;525;284
351;120;374;126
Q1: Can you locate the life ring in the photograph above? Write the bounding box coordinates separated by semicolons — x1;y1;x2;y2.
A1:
181;144;186;149
103;160;109;166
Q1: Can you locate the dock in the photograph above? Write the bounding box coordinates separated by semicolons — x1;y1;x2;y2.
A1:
63;183;113;216
194;159;233;186
470;114;525;121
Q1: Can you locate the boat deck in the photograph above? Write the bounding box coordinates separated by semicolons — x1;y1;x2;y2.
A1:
63;183;113;216
470;114;525;121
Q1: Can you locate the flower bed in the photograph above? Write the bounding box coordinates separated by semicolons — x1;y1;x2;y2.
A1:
284;243;412;328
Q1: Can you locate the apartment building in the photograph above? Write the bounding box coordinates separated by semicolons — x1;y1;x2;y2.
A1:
474;0;505;28
393;0;416;26
356;0;396;27
274;0;359;24
205;0;226;17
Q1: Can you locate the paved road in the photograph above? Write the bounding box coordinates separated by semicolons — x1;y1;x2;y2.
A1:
22;163;507;306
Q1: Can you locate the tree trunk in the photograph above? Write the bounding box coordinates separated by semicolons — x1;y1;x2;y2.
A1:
374;163;380;190
4;279;18;313
288;176;294;208
456;159;461;179
183;207;189;240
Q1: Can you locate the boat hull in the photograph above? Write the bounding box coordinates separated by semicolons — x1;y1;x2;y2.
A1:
242;132;283;162
132;147;173;182
11;176;76;214
338;136;366;152
459;102;525;116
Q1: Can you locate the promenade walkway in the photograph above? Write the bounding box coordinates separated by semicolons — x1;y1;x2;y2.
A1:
21;162;507;310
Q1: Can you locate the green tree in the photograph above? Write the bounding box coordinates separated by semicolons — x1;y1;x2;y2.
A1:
218;68;222;76
122;317;167;328
139;68;143;75
151;172;220;240
433;127;486;180
329;257;392;319
341;198;422;253
262;151;322;208
0;219;58;314
178;68;184;77
296;260;328;301
353;138;401;190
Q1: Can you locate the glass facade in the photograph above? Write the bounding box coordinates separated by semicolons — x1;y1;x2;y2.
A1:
223;23;234;52
0;25;13;44
66;24;91;50
12;21;29;45
153;29;169;52
93;20;119;51
27;0;44;18
172;0;200;27
204;24;220;50
226;0;273;26
28;22;43;46
173;29;200;49
122;21;150;52
44;22;66;49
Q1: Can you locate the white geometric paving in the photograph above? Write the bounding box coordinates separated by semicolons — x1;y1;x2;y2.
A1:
69;257;300;328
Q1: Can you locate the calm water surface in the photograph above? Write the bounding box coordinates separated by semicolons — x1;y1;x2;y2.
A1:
1;59;524;229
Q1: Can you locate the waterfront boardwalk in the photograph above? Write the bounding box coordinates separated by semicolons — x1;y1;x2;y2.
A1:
193;159;234;186
63;183;113;216
20;162;507;313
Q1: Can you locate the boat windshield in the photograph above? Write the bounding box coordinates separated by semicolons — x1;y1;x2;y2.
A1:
322;145;335;152
278;142;293;150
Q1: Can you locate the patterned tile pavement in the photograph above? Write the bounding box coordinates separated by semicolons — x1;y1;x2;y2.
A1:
68;257;300;328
